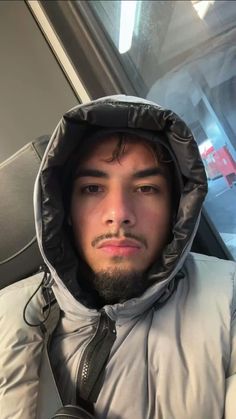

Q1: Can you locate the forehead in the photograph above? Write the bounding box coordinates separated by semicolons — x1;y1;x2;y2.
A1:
78;136;158;168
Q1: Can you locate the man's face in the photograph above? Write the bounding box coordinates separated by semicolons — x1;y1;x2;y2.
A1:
70;137;171;277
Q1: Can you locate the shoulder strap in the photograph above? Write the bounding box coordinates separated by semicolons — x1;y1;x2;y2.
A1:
36;300;63;419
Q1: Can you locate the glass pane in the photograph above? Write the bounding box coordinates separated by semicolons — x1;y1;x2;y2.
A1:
89;0;236;259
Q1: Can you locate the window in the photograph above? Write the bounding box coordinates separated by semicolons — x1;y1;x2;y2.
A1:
89;0;236;259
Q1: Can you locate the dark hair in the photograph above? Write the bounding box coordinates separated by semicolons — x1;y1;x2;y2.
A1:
95;132;172;165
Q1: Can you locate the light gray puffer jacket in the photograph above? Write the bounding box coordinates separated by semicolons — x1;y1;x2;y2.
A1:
1;96;236;419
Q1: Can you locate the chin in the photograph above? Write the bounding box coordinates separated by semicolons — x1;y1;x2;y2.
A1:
89;267;149;306
95;263;142;274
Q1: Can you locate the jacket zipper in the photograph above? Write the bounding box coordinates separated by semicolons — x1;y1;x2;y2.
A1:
76;310;116;404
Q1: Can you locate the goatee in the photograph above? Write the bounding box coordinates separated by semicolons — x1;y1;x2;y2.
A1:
78;264;149;309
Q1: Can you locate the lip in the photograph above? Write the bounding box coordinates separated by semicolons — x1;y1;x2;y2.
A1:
97;239;142;256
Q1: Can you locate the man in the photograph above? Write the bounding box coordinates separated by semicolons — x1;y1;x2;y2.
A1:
1;95;236;419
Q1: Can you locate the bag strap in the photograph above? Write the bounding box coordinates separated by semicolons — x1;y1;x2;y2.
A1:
36;296;63;419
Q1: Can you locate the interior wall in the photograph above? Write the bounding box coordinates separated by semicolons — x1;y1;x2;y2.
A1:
0;1;78;163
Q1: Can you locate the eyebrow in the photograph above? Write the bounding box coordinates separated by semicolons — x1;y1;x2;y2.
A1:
75;167;165;179
75;169;108;178
132;167;166;178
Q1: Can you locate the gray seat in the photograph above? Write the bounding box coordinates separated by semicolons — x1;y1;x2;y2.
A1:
0;136;49;289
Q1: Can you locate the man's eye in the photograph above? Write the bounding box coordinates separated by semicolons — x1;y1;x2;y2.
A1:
81;185;103;194
136;185;159;194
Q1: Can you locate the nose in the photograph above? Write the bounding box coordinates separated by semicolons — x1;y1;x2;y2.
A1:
102;187;136;229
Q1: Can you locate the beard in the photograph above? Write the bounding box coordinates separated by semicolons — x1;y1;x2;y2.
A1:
77;261;149;309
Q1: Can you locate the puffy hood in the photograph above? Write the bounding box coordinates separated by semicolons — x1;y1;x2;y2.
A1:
34;95;207;315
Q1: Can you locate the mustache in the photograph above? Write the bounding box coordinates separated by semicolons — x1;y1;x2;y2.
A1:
91;232;148;248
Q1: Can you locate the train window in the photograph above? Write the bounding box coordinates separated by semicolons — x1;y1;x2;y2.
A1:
88;0;236;260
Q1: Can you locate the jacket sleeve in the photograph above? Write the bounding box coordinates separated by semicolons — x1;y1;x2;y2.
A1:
224;267;236;419
0;275;44;419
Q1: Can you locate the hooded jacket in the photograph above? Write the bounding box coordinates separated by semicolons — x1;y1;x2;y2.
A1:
0;95;236;419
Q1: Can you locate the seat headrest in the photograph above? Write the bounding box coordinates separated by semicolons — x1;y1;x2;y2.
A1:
0;136;50;289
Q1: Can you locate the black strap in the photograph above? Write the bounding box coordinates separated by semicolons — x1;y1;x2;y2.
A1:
52;404;94;419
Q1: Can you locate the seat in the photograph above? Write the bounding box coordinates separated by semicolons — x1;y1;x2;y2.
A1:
0;135;50;289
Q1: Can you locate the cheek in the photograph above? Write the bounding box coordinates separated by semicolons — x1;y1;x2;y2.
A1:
71;204;101;246
71;204;84;242
139;204;171;239
139;200;170;224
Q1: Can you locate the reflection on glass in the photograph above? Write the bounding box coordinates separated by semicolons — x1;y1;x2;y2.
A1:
119;1;138;54
89;0;236;259
192;0;215;20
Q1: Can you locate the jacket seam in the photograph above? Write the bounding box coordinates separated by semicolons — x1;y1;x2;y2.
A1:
226;264;236;376
231;264;236;317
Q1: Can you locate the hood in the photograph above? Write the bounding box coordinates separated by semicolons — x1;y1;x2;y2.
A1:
34;95;207;317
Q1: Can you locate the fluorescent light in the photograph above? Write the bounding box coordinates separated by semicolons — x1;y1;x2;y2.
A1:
192;0;215;20
119;1;137;54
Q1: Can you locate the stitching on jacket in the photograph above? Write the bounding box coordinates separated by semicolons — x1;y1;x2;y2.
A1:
231;264;236;317
226;264;236;376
